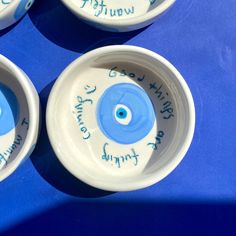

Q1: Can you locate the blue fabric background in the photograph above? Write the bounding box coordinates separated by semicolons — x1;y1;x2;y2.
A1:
0;0;236;235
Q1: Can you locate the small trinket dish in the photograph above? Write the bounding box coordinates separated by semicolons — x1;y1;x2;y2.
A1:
0;55;40;181
46;45;195;191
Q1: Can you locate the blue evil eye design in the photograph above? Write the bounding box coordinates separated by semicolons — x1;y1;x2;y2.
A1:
114;104;132;125
97;83;155;144
14;0;34;20
0;83;19;135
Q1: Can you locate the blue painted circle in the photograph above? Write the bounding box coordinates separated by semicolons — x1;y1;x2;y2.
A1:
0;83;19;136
14;0;34;20
97;83;156;144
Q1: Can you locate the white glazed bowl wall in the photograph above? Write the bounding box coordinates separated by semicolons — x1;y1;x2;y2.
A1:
0;55;40;181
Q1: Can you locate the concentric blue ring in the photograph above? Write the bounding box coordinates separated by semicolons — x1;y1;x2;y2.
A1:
97;83;156;144
0;83;19;136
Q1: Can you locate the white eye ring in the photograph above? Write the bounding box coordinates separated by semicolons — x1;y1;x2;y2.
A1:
114;104;132;125
25;0;33;10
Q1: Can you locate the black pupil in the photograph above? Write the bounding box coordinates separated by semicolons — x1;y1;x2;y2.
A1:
119;112;124;116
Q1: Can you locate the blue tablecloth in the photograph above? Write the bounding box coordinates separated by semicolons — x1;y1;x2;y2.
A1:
0;0;236;235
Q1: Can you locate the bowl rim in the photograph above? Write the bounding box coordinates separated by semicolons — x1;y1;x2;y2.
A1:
46;45;195;192
0;55;39;181
61;0;176;28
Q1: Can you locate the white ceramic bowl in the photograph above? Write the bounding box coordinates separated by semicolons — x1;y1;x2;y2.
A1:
0;0;34;30
61;0;175;32
0;55;40;181
47;45;195;191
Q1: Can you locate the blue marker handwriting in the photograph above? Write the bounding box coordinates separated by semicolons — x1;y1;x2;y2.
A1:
0;0;11;5
21;118;29;129
0;134;23;168
0;117;29;168
147;130;165;151
102;143;139;168
149;0;157;5
74;95;93;140
149;82;174;119
108;66;174;120
80;0;135;18
109;66;145;82
84;85;97;94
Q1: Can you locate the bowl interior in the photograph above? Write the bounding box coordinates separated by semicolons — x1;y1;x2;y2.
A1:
68;0;166;20
48;47;193;190
0;61;30;171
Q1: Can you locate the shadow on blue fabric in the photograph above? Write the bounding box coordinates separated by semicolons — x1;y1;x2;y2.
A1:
28;0;146;53
0;20;19;36
0;201;235;235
